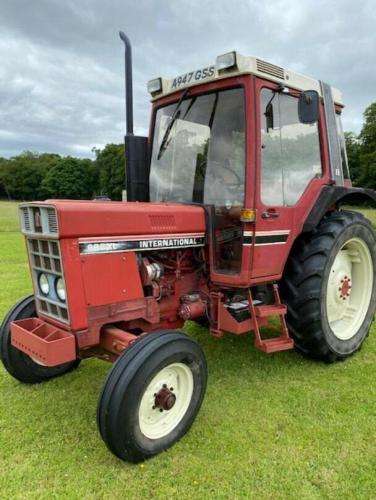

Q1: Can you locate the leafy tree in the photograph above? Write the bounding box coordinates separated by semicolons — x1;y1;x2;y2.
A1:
94;144;125;200
345;132;361;185
357;103;376;189
0;157;11;199
0;152;61;201
359;103;376;152
40;156;94;199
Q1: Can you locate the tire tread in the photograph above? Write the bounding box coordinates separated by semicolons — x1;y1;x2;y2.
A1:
281;210;375;362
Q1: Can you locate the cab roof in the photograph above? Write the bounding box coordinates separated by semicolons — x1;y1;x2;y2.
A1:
148;51;343;106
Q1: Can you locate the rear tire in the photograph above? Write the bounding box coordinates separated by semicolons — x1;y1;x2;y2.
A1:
281;210;376;362
97;330;207;462
0;295;80;383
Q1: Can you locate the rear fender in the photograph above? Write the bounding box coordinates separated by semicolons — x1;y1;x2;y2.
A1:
303;186;376;233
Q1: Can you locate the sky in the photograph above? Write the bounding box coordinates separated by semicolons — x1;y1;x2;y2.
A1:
0;0;375;158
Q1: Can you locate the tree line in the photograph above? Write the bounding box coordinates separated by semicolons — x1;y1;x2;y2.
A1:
345;102;376;188
0;102;375;202
0;144;125;201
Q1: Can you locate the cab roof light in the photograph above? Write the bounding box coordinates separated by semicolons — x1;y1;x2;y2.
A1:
216;51;237;72
147;77;162;95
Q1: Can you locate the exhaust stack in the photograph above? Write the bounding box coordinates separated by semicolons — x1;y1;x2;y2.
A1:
119;31;149;202
119;31;134;135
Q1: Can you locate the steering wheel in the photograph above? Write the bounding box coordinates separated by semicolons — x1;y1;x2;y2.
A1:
213;160;242;188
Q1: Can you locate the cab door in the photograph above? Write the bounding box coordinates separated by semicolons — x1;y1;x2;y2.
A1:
252;79;323;279
205;85;249;286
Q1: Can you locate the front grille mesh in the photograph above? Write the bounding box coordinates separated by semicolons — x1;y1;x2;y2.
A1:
28;238;69;323
149;214;176;230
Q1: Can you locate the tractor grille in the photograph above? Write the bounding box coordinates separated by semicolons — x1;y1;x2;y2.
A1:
20;205;59;237
20;207;32;232
256;59;285;80
27;238;69;323
46;208;58;233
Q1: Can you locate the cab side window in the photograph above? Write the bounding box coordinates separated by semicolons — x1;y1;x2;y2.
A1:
260;88;322;206
336;113;351;179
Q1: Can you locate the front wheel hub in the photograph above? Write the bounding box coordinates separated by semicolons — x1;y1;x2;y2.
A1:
339;276;352;300
155;387;176;411
138;362;194;440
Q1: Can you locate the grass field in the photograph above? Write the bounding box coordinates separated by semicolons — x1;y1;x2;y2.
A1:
0;200;375;499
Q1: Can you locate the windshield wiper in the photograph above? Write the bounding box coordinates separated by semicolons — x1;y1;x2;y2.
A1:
157;88;190;160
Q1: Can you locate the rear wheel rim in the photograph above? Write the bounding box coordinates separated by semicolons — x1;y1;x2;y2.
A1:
138;362;194;440
326;237;373;340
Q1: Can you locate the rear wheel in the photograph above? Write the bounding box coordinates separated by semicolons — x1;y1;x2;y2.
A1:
0;295;80;383
281;210;376;362
97;330;207;462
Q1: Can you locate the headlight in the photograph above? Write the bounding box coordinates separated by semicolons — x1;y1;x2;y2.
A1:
38;273;49;295
55;277;66;302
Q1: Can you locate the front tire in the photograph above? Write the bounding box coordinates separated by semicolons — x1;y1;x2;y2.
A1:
0;295;80;383
281;210;376;362
97;330;207;463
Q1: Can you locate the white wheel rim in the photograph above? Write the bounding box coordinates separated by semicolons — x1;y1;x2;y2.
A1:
138;362;194;440
326;237;373;340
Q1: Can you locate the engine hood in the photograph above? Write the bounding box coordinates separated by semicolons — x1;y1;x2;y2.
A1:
30;200;206;239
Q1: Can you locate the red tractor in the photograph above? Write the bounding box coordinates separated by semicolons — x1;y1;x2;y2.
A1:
1;32;376;463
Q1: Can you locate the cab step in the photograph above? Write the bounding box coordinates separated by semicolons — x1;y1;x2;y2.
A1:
254;304;287;318
256;337;294;353
249;285;294;354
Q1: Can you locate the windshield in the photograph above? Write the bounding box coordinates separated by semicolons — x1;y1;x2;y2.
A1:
149;88;245;207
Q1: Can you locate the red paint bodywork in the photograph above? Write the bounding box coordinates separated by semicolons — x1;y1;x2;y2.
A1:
11;73;343;363
11;317;76;366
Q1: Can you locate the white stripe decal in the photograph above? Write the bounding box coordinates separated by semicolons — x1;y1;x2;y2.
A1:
255;230;290;236
243;230;290;246
79;232;205;244
79;233;206;254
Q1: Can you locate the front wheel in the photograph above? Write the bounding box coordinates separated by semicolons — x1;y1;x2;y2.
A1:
97;330;207;462
281;210;376;362
0;295;80;383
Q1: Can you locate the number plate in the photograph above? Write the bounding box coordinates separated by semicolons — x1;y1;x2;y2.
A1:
171;66;215;90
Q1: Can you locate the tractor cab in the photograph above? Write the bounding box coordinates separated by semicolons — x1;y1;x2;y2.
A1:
141;51;348;286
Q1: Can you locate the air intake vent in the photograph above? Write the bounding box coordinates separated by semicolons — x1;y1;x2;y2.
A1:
19;205;59;237
149;215;176;230
20;207;31;232
47;208;58;234
256;59;285;80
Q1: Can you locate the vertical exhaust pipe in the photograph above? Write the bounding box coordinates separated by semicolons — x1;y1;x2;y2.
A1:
119;31;149;202
119;31;134;136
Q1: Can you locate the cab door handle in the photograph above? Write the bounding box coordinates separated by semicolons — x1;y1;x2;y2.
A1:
262;209;280;219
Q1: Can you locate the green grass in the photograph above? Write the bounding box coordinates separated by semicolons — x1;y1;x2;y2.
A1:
0;201;375;499
346;206;376;227
0;200;21;232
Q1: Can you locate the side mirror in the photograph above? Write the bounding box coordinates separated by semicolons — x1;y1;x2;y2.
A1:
298;90;320;124
265;102;274;132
